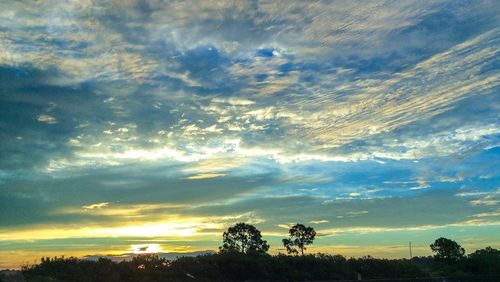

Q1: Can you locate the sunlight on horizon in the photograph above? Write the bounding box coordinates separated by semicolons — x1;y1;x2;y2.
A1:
130;244;163;254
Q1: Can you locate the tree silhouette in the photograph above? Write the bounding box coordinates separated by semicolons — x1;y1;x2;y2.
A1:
282;223;316;255
430;237;465;263
466;246;500;275
21;244;500;280
220;222;269;254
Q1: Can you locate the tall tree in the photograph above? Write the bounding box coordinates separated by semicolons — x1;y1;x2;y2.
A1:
220;223;269;254
282;223;316;255
430;237;465;263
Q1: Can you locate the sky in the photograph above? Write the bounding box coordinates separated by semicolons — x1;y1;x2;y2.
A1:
0;0;499;269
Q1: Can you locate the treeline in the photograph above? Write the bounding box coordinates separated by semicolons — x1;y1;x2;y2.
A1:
21;251;500;282
22;253;424;281
19;223;500;281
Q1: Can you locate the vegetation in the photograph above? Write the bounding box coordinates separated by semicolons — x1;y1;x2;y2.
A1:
219;222;269;254
430;237;465;263
18;223;500;281
282;223;316;255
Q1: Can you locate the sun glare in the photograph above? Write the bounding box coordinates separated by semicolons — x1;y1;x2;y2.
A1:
130;244;162;254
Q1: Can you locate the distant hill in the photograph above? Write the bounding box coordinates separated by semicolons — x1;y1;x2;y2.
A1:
82;250;215;262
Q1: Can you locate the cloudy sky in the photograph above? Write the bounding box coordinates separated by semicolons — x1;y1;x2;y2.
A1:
1;0;499;268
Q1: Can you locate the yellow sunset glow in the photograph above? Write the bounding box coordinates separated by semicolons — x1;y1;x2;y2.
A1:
130;244;162;254
0;221;221;242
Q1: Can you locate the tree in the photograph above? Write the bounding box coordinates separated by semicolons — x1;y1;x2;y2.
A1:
220;222;269;254
430;237;465;263
282;223;316;255
466;246;500;275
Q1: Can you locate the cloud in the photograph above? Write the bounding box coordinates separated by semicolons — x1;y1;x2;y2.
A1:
185;173;226;180
470;196;500;206
37;114;58;124
317;219;500;237
465;188;500;206
290;30;499;149
471;211;500;218
309;220;329;224
2;7;497;177
212;98;255;106
82;202;109;210
346;211;369;216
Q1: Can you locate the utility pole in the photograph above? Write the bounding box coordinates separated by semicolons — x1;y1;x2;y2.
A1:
409;241;412;259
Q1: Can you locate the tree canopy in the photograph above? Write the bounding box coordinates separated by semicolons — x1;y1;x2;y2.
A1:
466;246;500;275
282;223;316;255
430;237;465;263
220;222;269;254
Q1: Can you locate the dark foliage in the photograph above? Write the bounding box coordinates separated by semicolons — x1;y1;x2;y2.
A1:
21;249;500;282
20;235;500;282
219;222;269;254
465;246;500;275
430;237;465;263
282;223;316;255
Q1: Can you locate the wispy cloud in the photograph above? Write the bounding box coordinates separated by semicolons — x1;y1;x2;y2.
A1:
185;173;226;180
37;114;58;124
82;202;109;210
